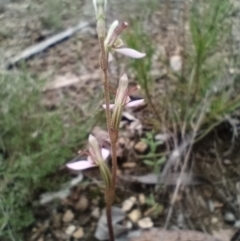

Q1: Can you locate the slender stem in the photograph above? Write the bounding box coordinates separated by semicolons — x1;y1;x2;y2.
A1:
105;191;115;241
99;37;111;131
110;140;117;194
98;36;116;241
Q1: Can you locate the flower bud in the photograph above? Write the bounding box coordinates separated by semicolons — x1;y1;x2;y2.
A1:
104;20;119;48
93;0;107;17
88;134;103;164
115;74;129;105
110;74;129;132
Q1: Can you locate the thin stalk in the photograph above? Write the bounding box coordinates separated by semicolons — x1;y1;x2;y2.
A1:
99;37;111;131
98;38;118;196
105;192;115;241
98;36;117;241
110;141;117;193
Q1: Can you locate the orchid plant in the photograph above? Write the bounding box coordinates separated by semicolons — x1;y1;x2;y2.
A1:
66;1;146;240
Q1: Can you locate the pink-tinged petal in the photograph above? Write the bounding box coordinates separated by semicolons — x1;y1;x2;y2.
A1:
126;96;131;104
105;20;119;46
108;52;114;62
66;160;96;170
101;148;110;160
125;99;145;108
102;103;115;109
114;48;146;58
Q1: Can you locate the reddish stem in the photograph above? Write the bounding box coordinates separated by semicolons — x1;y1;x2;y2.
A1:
99;36;117;241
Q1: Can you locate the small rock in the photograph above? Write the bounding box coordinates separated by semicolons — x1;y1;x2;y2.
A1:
222;159;232;165
177;213;185;228
126;221;133;229
73;227;84;239
211;217;218;224
92;197;100;205
134;141;148;153
122;197;137;212
138;217;153;229
37;237;44;241
128;209;142;223
122;162;137;168
75;195;89;211
138;194;146;205
53;230;68;239
91;207;100;219
234;220;240;228
62;209;75;223
65;225;76;236
208;200;215;213
170;55;182;71
224;212;235;223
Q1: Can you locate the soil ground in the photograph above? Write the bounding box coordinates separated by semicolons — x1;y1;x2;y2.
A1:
1;0;240;241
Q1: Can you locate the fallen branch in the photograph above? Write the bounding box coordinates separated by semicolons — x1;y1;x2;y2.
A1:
7;21;93;68
43;72;100;91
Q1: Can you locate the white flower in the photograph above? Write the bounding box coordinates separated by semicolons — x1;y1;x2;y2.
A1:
66;135;110;170
103;74;144;109
104;21;146;61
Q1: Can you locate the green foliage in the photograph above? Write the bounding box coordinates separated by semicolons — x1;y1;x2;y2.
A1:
145;193;164;217
125;0;240;137
0;71;91;239
141;132;165;173
124;22;154;95
41;0;63;30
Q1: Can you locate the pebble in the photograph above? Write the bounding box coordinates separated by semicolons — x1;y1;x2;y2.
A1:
170;55;182;71
37;237;44;241
224;212;235;223
65;225;76;235
91;207;100;219
126;221;133;229
128;209;142;223
208;200;215;213
222;159;232;165
177;213;185;228
234;220;240;228
138;194;146;205
134;141;148;153
122;162;137;168
75;195;89;211
122;197;137;212
73;227;84;239
53;230;68;239
62;210;75;223
138;217;153;229
211;217;218;224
